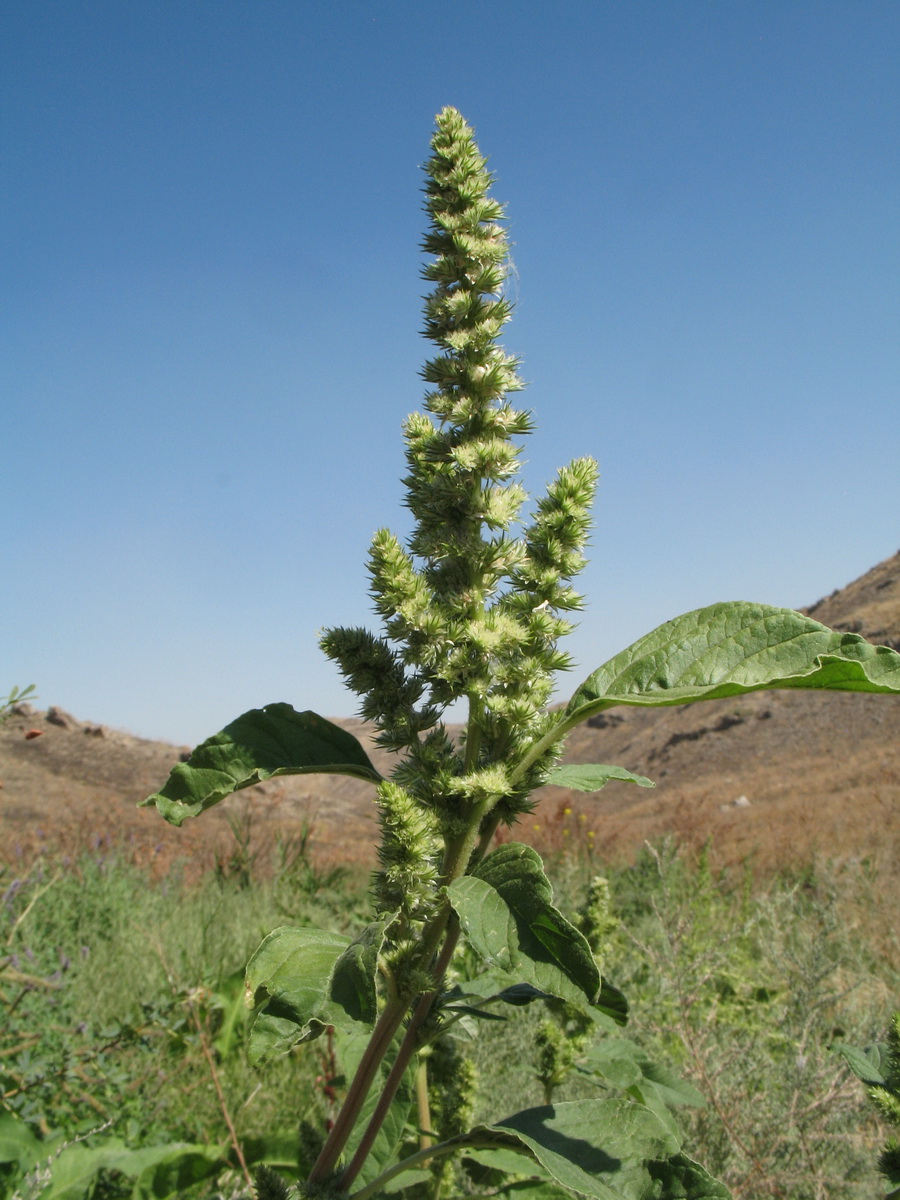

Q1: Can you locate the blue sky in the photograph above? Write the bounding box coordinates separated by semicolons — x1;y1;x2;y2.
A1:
3;1;898;746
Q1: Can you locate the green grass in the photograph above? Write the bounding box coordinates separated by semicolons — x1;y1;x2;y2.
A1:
1;834;895;1199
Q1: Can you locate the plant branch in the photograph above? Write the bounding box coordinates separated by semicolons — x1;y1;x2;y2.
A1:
338;916;463;1191
508;711;582;785
306;993;411;1185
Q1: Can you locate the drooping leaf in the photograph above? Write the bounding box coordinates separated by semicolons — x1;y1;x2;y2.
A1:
441;976;626;1031
464;1146;575;1197
141;704;382;825
462;1107;731;1199
565;603;900;726
545;764;655;793
246;919;389;1065
477;1098;680;1199
447;843;600;1005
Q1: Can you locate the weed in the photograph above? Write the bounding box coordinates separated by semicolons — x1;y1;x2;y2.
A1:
130;107;900;1200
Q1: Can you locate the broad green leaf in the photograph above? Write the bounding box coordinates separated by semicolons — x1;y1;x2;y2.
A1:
462;1106;731;1199
26;1139;130;1200
241;1131;304;1174
246;919;389;1064
448;843;600;1005
480;1098;680;1199
835;1040;890;1086
141;704;382;825
566;603;900;725
0;1113;48;1169
34;1139;225;1200
130;1144;228;1199
545;765;655;793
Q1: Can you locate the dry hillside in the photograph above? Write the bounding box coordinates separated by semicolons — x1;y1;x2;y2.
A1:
2;551;898;878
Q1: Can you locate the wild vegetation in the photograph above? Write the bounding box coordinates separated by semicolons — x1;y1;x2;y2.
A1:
3;109;898;1198
1;828;896;1199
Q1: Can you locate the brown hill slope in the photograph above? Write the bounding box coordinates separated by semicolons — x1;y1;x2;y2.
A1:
2;552;898;877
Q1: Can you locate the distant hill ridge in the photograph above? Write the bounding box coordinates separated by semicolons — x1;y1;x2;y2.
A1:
802;549;900;650
2;551;898;875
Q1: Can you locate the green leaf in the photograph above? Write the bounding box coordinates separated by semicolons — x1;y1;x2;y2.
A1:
634;1060;706;1109
32;1139;226;1200
580;1039;645;1090
566;603;900;725
463;1144;551;1178
580;1040;704;1116
596;980;629;1027
479;1098;680;1199
246;919;389;1065
380;1168;433;1193
130;1144;229;1199
0;1113;47;1169
644;1153;732;1198
442;979;556;1012
496;1182;576;1200
447;843;600;1006
545;765;655;793
835;1040;890;1086
141;704;382;825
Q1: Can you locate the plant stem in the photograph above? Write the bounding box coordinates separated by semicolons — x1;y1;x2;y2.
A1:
311;756;492;1188
337;917;463;1191
415;1055;433;1150
306;994;410;1186
464;694;483;773
508;710;582;785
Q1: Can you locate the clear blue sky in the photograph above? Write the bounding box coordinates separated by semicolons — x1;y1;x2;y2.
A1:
3;1;898;746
